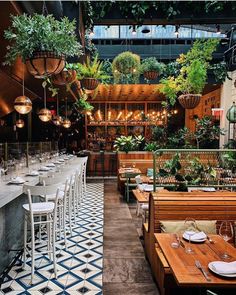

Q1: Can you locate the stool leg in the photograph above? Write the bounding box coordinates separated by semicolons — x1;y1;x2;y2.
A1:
23;217;27;269
63;205;67;250
52;219;57;279
47;215;52;261
30;222;35;285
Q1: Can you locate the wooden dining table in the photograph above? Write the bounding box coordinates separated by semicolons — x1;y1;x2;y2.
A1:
118;167;141;175
155;233;236;288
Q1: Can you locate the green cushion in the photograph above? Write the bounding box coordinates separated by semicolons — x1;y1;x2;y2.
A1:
160;220;217;234
147;168;153;177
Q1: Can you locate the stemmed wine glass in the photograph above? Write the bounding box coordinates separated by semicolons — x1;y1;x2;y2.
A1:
219;221;233;260
184;218;197;254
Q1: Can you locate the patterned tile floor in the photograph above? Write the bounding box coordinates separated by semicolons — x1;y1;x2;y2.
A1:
0;183;104;295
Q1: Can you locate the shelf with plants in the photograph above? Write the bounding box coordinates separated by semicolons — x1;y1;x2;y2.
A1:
85;101;170;150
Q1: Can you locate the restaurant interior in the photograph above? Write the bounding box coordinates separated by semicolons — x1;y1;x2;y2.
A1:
0;1;236;294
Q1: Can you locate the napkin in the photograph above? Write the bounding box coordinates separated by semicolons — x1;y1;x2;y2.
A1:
11;176;25;183
211;261;236;274
184;231;207;241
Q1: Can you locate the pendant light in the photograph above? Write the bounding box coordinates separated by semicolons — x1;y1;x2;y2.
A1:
62;98;71;128
52;94;62;126
14;66;32;114
38;86;52;122
16;118;24;128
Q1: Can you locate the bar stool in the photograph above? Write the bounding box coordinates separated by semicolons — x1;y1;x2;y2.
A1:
22;184;61;284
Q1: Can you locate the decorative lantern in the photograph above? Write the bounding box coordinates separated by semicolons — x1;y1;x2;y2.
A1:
226;102;236;123
38;87;52;122
14;67;32;114
16;119;24;128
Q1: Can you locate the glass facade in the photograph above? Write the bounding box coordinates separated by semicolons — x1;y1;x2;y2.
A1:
93;25;226;39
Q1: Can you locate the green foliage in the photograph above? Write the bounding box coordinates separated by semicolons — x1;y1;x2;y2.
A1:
85;35;98;58
140;57;165;74
74;92;94;113
210;61;231;84
72;55;110;82
162;61;181;78
194;116;225;148
114;135;144;153
4;14;82;65
222;151;236;172
144;142;159;152
166;127;194;149
101;59;113;83
177;59;207;94
151;126;166;143
159;77;178;106
112;51;140;84
160;39;219;105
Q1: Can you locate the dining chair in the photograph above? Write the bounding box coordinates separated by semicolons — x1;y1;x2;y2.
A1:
22;183;61;284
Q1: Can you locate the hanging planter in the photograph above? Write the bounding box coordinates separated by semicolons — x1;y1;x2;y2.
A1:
52;69;77;86
4;14;82;77
178;94;201;109
25;51;65;79
81;78;99;90
143;71;159;80
141;57;165;81
226;102;236;123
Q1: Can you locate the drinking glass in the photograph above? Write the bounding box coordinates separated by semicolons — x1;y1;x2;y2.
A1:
132;162;136;168
184;218;197;254
122;163;126;168
219;221;233;260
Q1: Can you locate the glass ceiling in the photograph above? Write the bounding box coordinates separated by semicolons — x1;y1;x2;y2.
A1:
93;25;226;39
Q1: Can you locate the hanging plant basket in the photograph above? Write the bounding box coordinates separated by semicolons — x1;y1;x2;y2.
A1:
81;78;99;90
143;71;159;80
52;69;76;86
25;51;65;79
178;94;201;109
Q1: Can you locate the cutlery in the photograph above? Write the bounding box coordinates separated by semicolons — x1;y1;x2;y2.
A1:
195;260;211;281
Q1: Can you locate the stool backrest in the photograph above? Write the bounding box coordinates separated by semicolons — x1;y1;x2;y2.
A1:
41;174;69;186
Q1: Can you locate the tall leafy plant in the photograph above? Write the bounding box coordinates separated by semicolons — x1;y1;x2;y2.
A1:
4;14;82;65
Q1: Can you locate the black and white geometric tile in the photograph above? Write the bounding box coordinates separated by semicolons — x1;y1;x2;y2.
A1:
0;183;104;295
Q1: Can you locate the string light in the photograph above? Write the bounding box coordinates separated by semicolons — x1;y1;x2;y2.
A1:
38;87;52;122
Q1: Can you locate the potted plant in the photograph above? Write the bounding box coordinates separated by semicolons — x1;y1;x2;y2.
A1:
114;135;144;153
112;51;140;83
4;14;82;78
73;92;94;114
160;39;219;109
73;55;110;90
52;68;77;86
140;57;165;80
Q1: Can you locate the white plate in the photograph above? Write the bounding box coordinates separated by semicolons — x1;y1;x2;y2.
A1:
9;180;25;184
208;262;236;278
183;232;206;243
38;167;50;171
26;172;39;176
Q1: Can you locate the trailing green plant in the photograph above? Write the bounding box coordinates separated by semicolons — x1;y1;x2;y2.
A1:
82;1;94;30
112;51;140;84
85;35;98;58
162;61;181;78
4;13;82;65
73;55;110;83
210;61;231;84
160;39;219;106
194;116;225;148
140;57;165;74
101;59;113;83
73;92;94;113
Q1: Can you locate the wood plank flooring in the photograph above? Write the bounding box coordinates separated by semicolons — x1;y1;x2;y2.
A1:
103;179;159;295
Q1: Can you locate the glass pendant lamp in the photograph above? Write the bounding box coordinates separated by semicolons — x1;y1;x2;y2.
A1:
14;67;32;114
38;87;52;122
62;98;71;128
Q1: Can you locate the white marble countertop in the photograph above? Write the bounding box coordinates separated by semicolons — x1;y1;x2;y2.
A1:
0;156;80;208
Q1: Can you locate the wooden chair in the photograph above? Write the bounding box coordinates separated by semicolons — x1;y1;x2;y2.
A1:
124;172;140;202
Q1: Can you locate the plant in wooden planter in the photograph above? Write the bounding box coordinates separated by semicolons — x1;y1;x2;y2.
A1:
160;39;219;108
4;14;82;78
73;92;94;114
52;69;77;86
72;55;110;90
140;57;165;81
112;51;140;84
114;135;144;153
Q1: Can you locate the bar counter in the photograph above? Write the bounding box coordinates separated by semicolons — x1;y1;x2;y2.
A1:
0;156;80;276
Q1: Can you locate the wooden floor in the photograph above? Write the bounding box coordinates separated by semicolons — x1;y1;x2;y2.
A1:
103;179;159;295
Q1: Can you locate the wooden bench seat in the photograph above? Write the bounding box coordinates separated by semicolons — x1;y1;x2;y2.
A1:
143;191;236;295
